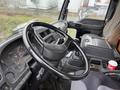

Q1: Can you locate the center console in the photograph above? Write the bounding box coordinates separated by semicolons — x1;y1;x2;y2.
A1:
60;51;85;73
60;34;120;80
80;34;120;79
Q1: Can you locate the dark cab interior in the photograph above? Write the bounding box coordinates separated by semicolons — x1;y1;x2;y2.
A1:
0;0;120;90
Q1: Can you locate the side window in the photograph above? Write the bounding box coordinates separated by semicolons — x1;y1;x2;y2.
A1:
79;0;111;20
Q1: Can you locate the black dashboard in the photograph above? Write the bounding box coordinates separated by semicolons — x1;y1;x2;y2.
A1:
0;20;119;89
0;39;30;82
0;20;68;90
0;38;32;90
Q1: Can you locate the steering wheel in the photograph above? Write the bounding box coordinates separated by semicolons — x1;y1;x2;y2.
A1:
23;21;89;80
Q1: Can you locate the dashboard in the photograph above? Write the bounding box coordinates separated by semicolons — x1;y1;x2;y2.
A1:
0;27;62;89
0;20;68;89
0;38;32;90
0;20;118;90
0;39;30;82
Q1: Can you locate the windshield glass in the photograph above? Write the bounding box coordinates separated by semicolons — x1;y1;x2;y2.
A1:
67;0;111;21
0;0;60;42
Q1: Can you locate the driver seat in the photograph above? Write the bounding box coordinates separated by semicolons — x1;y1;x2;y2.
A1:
71;71;120;90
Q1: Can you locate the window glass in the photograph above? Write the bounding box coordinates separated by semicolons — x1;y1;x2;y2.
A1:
0;0;60;42
67;0;111;21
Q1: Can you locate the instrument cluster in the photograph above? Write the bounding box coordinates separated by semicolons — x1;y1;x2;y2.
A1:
0;39;32;89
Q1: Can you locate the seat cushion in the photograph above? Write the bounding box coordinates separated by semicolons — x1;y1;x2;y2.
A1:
71;83;114;90
71;81;87;90
71;71;120;90
98;85;114;90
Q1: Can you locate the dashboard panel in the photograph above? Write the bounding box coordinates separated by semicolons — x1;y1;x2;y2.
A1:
0;20;68;89
0;38;32;89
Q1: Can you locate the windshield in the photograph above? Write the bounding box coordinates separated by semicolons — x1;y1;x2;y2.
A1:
67;0;111;21
0;0;60;42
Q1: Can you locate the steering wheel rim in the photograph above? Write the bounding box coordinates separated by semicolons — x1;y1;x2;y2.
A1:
23;21;90;80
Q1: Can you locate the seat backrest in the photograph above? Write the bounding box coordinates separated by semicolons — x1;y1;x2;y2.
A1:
106;22;120;48
103;0;120;37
